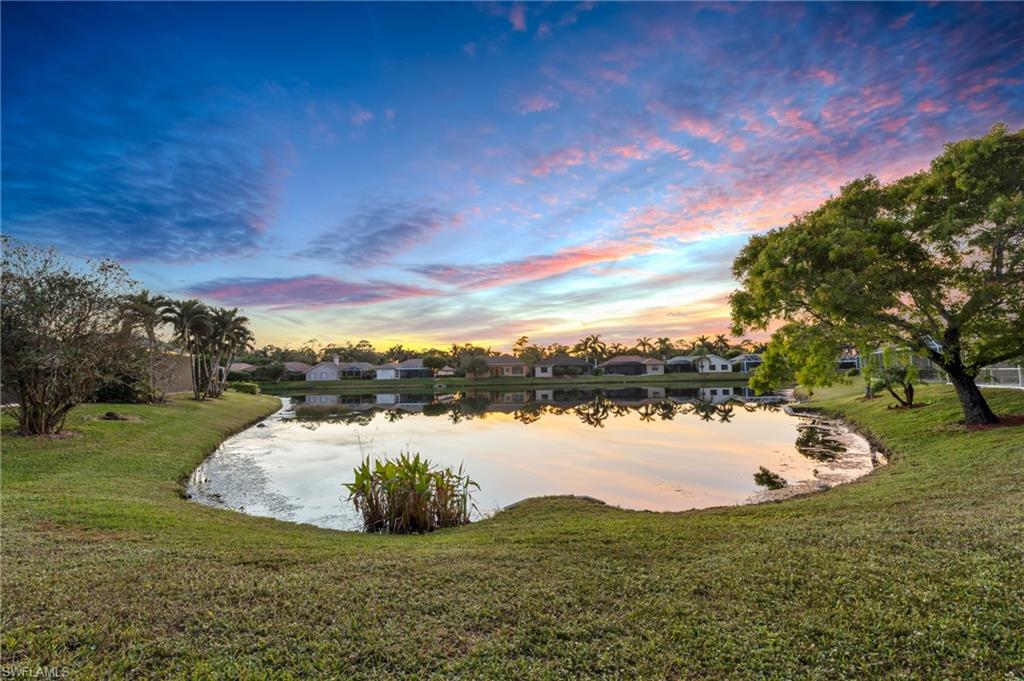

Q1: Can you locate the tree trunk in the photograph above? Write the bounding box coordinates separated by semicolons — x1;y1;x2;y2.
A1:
948;368;999;425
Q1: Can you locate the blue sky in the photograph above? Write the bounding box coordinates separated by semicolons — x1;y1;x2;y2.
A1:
3;2;1022;349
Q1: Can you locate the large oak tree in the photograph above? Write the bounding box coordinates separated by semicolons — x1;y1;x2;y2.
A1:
730;124;1023;425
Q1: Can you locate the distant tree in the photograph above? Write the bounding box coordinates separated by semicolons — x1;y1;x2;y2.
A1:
422;355;448;374
656;337;675;358
635;336;654;354
546;342;572;357
712;334;730;354
461;355;490;378
572;334;607;368
1;239;135;434
732;124;1024;425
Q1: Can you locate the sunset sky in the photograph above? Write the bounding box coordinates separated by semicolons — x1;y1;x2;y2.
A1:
3;2;1023;350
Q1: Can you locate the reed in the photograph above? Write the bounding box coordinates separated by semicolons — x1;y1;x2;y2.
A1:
344;453;478;533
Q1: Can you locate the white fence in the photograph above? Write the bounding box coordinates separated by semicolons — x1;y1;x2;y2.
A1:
975;365;1024;390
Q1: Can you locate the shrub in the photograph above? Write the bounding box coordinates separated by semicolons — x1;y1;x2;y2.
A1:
344;453;478;533
227;370;251;382
228;381;260;395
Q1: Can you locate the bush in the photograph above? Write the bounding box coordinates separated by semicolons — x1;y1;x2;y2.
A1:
227;370;252;382
227;381;260;395
344;453;478;533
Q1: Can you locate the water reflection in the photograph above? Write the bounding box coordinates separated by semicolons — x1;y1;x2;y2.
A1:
290;386;783;429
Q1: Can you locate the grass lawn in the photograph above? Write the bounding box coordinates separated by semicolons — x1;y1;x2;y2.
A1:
260;371;751;395
2;385;1023;678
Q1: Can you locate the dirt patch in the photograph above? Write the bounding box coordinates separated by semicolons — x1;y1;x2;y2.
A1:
965;414;1024;431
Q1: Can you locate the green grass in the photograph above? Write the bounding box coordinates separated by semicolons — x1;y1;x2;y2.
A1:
263;371;751;394
2;385;1023;678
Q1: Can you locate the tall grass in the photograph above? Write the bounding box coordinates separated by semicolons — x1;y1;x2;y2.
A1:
344;453;478;533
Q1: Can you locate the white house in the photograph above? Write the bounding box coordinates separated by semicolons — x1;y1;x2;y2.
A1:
730;353;763;372
667;354;733;373
306;360;340;381
305;356;374;381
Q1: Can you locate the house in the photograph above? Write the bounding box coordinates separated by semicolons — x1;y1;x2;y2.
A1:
599;355;665;376
305;357;373;381
375;358;435;380
730;353;763;372
436;366;456;377
533;355;592;378
282;361;313;380
667;354;732;373
486;354;531;378
229;362;257;373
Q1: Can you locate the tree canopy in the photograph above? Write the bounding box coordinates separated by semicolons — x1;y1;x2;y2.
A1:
731;124;1023;425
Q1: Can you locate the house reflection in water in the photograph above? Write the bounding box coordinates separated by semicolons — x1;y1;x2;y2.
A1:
290;385;783;428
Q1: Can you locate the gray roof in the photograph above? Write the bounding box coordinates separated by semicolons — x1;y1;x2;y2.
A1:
536;355;590;367
599;355;664;366
283;361;312;372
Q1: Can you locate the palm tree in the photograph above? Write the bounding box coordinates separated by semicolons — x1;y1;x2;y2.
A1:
209;307;253;397
161;299;212;400
712;334;730;354
573;334;607;369
656;337;675;359
119;290;167;402
694;335;712;354
635;336;654;354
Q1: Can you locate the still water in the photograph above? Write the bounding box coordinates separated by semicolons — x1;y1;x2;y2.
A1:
188;386;881;531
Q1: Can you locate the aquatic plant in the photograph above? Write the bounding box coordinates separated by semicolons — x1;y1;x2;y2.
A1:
344;453;478;533
753;466;787;490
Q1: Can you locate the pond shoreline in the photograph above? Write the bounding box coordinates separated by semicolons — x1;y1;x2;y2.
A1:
187;390;885;531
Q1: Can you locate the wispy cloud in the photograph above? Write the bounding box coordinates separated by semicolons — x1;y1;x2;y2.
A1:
303;201;459;265
411;242;653;290
186;275;439;310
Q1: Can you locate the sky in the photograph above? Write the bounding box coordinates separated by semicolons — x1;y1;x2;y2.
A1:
3;2;1023;351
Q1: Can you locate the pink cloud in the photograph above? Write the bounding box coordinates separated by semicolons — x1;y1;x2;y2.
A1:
917;99;949;114
806;68;839;86
508;3;526;31
351;107;374;126
412;242;653;290
880;115;910;132
669;115;726;144
187;275;438;310
889;13;913;30
518;94;559;114
531;146;586;176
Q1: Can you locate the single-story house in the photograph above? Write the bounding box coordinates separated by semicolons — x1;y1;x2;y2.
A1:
486;354;530;378
229;362;257;373
436;366;456;377
667;354;732;373
375;358;435;380
533;355;593;378
599;355;665;376
282;361;313;380
305;357;373;381
730;353;763;372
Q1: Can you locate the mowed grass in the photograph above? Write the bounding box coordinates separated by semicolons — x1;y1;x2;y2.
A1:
2;386;1023;678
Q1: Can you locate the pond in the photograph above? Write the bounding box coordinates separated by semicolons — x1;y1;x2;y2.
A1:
187;386;883;531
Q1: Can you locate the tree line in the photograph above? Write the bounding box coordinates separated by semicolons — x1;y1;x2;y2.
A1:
239;333;766;373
